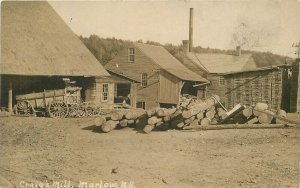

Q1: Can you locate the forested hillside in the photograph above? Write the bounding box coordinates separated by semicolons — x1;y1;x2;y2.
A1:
79;35;287;67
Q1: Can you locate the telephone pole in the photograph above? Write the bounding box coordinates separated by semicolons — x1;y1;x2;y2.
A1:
292;42;300;59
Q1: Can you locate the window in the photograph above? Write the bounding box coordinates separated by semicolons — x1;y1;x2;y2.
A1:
219;76;225;85
136;101;146;109
102;83;109;101
141;73;148;87
128;48;135;62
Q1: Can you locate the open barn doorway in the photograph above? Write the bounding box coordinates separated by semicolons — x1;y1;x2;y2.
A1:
114;83;131;104
181;81;198;97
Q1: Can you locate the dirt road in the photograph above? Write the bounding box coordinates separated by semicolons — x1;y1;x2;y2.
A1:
0;116;299;188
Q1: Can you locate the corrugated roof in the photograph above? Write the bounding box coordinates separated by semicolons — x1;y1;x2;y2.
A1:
186;53;257;74
1;1;110;77
133;43;208;82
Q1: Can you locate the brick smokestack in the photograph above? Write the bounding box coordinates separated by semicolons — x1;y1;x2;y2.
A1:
189;8;194;52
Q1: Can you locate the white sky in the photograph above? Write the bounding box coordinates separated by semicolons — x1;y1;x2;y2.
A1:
50;0;300;57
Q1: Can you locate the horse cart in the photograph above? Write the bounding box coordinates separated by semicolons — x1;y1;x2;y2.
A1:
13;80;103;118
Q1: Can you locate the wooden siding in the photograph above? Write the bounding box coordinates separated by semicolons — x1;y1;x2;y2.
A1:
206;74;226;102
224;69;284;110
159;71;180;104
84;77;114;108
105;45;161;109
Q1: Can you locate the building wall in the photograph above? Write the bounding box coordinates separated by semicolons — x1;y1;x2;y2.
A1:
84;77;114;108
206;74;226;103
105;45;161;109
290;60;300;113
224;69;284;110
159;71;181;104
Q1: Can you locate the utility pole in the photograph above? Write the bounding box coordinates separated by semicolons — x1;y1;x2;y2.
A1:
292;42;300;59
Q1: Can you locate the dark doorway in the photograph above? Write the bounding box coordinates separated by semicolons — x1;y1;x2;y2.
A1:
114;83;131;104
181;82;198;97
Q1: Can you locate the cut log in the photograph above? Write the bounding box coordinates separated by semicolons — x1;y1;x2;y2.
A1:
127;119;135;125
170;109;182;119
148;116;163;125
163;115;171;122
156;108;177;117
125;109;145;120
119;119;128;128
143;124;155;134
182;95;220;119
184;116;196;124
189;119;199;127
176;122;185;129
183;124;290;131
196;112;204;120
275;109;287;124
94;116;106;127
242;107;253;118
246;117;259;124
205;110;215;120
258;110;274;124
200;117;211;126
253;103;268;116
146;108;157;117
111;110;125;121
217;108;226;117
101;120;119;133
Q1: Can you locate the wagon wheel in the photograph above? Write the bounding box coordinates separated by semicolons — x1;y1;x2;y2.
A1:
48;101;69;118
85;106;94;117
93;107;103;116
74;104;85;117
68;104;79;118
14;101;35;115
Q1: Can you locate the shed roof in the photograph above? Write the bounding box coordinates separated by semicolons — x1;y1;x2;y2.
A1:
1;1;110;77
133;43;208;82
186;53;257;74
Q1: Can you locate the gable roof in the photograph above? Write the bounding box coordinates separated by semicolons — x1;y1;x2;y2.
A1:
133;43;208;82
1;1;110;77
185;53;257;74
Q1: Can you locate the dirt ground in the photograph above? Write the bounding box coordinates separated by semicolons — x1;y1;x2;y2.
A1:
0;115;299;188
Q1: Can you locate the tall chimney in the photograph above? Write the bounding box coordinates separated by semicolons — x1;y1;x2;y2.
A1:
236;46;241;56
189;8;194;52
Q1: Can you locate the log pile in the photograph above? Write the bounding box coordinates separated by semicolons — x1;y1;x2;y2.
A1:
94;96;294;134
94;108;146;133
222;102;289;125
143;95;224;133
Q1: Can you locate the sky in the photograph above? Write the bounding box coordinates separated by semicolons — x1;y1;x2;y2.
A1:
50;0;300;57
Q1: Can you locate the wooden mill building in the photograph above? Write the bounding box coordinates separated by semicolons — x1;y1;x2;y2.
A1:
105;42;209;110
181;44;293;111
1;1;114;112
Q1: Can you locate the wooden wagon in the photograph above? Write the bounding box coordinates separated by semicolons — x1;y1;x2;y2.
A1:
14;87;82;118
